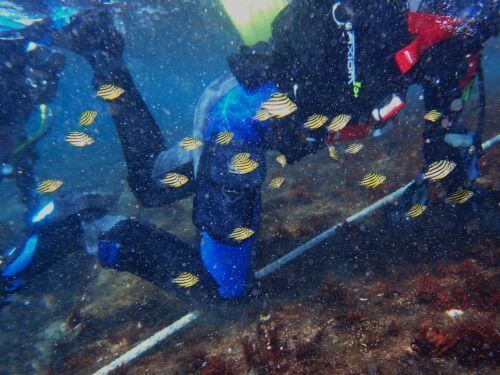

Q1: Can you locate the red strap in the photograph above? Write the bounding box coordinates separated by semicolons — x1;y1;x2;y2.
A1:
395;12;463;74
327;124;373;145
459;54;480;89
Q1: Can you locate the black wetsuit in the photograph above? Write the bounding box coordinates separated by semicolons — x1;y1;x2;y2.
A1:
0;38;65;213
2;1;498;304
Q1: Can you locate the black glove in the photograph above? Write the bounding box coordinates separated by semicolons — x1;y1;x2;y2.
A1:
52;9;124;75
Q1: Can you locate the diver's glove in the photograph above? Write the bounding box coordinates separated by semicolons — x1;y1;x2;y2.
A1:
51;9;124;76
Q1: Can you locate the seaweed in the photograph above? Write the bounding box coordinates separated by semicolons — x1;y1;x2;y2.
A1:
411;320;500;366
241;316;328;374
415;261;499;312
200;357;237;375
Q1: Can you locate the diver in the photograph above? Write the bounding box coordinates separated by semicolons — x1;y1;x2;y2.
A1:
1;1;499;308
0;24;65;223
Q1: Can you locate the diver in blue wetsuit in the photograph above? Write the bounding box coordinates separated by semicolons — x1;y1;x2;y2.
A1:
1;1;498;307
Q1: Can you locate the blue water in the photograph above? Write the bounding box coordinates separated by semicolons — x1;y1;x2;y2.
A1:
0;1;499;374
1;1;240;231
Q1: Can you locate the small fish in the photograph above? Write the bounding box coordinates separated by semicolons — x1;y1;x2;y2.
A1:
65;132;94;147
407;204;427;218
259;314;271;322
468;145;475;155
253;108;271;122
216;131;234;145
268;176;285;189
276;154;287;168
97;84;125;100
232;152;251;164
424;110;442;122
328;114;351;132
180;137;203;151
79;110;97;126
359;173;387;188
229;227;255;241
36;179;63;194
304;114;328;130
448;189;474;204
345;143;364;154
424;160;456;181
162;172;189;188
262;93;297;118
328;145;340;160
173;272;199;288
231;153;259;174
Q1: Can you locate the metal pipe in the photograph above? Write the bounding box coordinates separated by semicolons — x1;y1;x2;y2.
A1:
92;311;200;375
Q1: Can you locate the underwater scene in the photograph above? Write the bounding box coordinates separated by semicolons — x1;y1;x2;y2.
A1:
0;1;499;374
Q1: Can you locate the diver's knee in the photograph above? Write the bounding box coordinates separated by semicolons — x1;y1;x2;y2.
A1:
194;179;261;244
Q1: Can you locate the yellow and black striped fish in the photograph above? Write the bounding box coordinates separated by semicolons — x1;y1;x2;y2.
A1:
359;173;387;188
304;114;328;130
407;204;427;218
229;227;255;241
276;154;287;168
424;110;442;122
262;93;297;118
173;272;199;288
216;131;234;145
180;137;203;151
161;172;189;188
79;110;97;126
231;153;259;174
65;132;94;147
268;176;285;189
97;84;125;100
328;114;351;132
345;143;364;154
36;179;63;194
328;145;340;160
253;108;271;122
448;189;474;204
424;160;456;181
232;152;251;163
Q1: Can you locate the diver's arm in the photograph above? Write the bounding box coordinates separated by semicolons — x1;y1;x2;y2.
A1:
416;37;482;192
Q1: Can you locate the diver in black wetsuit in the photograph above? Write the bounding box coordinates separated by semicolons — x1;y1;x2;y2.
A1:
1;1;498;307
0;30;65;221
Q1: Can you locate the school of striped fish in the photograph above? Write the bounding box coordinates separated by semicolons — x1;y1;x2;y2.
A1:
38;87;475;290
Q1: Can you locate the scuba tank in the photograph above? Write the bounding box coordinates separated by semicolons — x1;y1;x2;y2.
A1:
220;0;289;45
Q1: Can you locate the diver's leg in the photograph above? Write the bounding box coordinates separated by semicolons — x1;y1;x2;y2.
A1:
0;214;84;307
0;190;118;307
53;10;194;207
193;84;277;298
96;219;219;303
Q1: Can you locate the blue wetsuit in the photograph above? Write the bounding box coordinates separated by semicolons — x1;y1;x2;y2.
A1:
195;84;277;298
